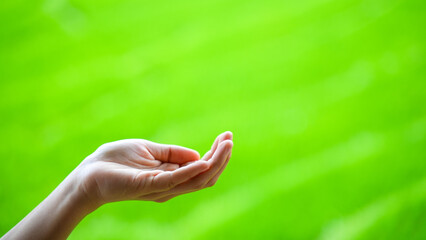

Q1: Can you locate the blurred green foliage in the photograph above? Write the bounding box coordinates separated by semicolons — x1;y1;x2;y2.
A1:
1;0;425;239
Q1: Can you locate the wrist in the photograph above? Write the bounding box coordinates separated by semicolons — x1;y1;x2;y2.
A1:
63;168;103;213
2;169;101;240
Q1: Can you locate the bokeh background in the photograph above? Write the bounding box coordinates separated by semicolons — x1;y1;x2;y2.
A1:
1;0;425;239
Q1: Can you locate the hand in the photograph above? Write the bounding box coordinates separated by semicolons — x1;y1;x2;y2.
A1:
74;131;233;206
1;132;233;240
144;131;233;202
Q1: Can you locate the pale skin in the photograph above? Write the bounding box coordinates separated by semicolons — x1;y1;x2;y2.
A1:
2;131;233;240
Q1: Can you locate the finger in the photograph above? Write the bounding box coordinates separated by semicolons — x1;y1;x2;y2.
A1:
155;150;230;202
153;152;229;202
151;160;209;192
206;149;232;187
205;140;233;177
202;131;233;160
181;160;197;167
209;131;233;156
144;141;200;164
151;140;233;197
151;150;230;202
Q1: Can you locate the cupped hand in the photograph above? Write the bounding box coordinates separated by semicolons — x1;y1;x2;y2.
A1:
73;132;233;206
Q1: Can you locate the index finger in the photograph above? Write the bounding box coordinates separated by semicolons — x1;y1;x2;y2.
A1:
202;131;233;160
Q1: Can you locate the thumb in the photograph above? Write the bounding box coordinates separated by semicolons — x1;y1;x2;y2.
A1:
144;141;200;164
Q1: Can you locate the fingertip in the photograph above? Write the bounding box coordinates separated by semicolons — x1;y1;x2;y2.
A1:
184;148;201;161
196;160;210;171
146;159;162;167
193;150;201;160
219;131;233;142
223;131;233;140
201;150;212;161
170;146;201;164
208;140;233;165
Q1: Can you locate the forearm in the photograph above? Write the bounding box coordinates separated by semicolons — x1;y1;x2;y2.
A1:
2;172;98;240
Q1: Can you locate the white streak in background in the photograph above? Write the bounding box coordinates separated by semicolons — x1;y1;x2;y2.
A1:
317;178;426;240
43;0;87;36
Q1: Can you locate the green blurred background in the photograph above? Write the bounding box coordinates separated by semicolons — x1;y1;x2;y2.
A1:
1;0;425;239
